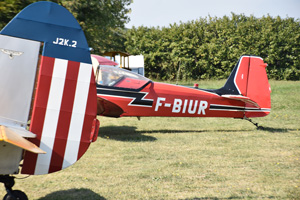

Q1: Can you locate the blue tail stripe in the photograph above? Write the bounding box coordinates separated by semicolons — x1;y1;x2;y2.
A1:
0;2;91;64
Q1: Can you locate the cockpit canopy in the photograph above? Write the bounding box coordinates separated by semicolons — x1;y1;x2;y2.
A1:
96;65;150;89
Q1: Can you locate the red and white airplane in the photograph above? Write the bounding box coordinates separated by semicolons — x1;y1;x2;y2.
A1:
95;55;271;122
0;2;99;199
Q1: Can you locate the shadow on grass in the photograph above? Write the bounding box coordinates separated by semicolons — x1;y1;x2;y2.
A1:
182;196;276;200
38;188;106;200
257;126;298;133
98;125;257;142
99;124;298;142
99;125;157;142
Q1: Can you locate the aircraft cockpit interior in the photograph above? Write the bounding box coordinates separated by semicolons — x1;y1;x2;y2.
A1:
95;65;150;89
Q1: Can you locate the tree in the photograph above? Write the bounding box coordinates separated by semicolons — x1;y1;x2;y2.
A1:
0;0;37;29
62;0;132;54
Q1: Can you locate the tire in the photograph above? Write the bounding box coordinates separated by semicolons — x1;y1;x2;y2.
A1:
3;190;28;200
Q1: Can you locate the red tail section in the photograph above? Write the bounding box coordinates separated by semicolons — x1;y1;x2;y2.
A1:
216;55;271;117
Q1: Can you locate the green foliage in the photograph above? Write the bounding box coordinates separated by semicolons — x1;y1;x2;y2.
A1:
125;14;300;80
62;0;131;54
0;0;132;54
0;0;37;28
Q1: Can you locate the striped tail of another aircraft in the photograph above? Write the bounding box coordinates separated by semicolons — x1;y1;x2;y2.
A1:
0;1;99;175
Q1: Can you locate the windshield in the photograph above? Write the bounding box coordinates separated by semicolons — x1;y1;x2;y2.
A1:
96;65;150;89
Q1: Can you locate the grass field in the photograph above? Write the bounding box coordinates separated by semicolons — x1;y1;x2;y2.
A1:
1;80;299;200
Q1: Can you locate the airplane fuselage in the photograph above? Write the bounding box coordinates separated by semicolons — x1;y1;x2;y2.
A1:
96;81;269;118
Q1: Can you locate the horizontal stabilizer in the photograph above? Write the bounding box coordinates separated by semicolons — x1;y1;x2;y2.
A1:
221;95;260;108
8;126;37;138
0;126;45;154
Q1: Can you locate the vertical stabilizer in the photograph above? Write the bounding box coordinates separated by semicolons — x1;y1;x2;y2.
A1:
214;55;271;117
1;1;99;175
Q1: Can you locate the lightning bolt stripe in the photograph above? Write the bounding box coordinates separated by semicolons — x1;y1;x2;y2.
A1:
97;87;153;107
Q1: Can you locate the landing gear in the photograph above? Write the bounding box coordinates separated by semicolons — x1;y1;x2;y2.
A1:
243;117;264;129
244;117;259;128
0;175;28;200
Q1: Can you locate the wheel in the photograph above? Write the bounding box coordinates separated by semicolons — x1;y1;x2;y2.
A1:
3;190;28;200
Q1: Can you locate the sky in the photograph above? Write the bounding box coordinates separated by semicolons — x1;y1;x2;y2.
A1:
125;0;300;28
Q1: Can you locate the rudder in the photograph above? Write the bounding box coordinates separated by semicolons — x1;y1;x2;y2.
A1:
245;56;271;117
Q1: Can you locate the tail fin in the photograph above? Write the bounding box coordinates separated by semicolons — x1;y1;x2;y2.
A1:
215;55;271;117
1;2;99;175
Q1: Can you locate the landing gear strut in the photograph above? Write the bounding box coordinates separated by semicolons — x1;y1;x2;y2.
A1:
0;175;28;200
243;117;264;129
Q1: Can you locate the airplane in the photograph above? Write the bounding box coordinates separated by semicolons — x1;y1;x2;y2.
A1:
95;55;271;125
0;2;99;199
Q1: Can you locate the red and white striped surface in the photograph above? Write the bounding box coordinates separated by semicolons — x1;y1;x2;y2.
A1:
22;56;97;175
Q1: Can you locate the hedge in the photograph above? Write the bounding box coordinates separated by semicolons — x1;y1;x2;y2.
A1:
125;14;300;80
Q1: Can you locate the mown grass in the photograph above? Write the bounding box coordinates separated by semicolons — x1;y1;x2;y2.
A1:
1;80;299;200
